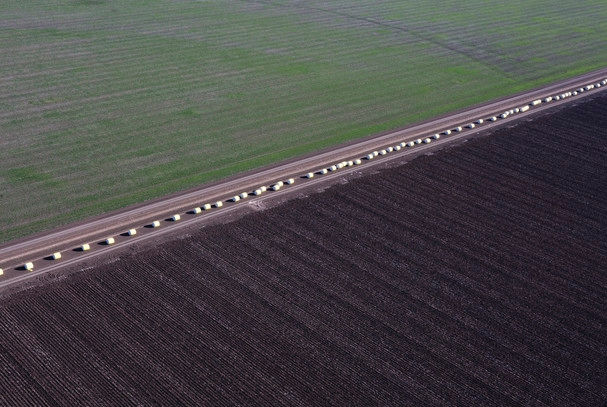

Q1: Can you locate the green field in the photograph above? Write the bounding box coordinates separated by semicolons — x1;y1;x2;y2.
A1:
1;0;606;243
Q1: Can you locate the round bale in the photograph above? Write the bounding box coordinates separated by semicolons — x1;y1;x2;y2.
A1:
354;159;362;165
24;262;34;271
215;201;223;208
286;178;295;185
239;192;248;199
171;214;181;221
423;138;431;143
127;228;137;236
52;252;62;260
306;172;314;178
203;203;212;210
193;207;202;214
105;238;115;245
81;243;90;251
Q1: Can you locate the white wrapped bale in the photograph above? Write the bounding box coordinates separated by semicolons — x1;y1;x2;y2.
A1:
490;116;497;121
215;201;223;208
193;207;202;214
286;178;295;185
336;162;344;169
444;130;452;135
379;149;387;155
0;268;3;276
544;96;552;102
468;123;475;129
514;108;520;113
52;252;62;260
432;134;440;140
455;126;462;132
151;221;160;228
105;238;115;245
477;119;484;124
500;113;508;119
572;91;578;96
354;159;362;165
271;184;281;191
24;262;34;271
329;165;337;171
387;147;393;153
127;228;137;236
366;154;374;160
203;203;212;210
394;145;401;151
400;142;407;147
520;105;529;112
423;137;431;143
407;141;415;147
531;99;541;106
555;95;560;100
171;214;181;221
373;151;379;157
321;168;329;174
81;243;90;251
306;172;314;178
260;186;267;192
239;192;248;199
347;160;353;166
232;195;240;202
277;181;284;187
254;189;262;195
415;138;422;144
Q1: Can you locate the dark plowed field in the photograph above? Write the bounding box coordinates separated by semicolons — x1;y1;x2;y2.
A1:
1;95;606;406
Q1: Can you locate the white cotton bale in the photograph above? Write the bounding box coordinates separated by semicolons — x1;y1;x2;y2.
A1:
306;172;314;178
395;145;401;151
271;184;281;191
0;268;3;276
24;262;34;271
433;134;440;140
400;142;407;147
52;252;62;260
254;189;262;195
477;119;484;124
105;238;115;245
232;195;240;202
555;95;560;100
455;126;462;132
203;203;212;210
366;154;373;160
500;113;508;119
260;186;267;192
514;108;520;113
81;243;90;251
171;214;181;221
490;116;497;121
354;159;362;165
379;149;387;155
277;181;284;187
407;141;415;147
387;147;393;153
414;139;422;144
286;178;295;185
336;162;344;169
573;91;578;96
215;201;223;208
509;109;514;114
348;160;354;166
532;99;541;106
330;165;337;171
128;228;137;236
520;105;529;112
239;192;248;199
423;138;431;143
544;96;552;102
151;221;161;228
444;130;452;135
193;207;202;214
321;168;329;174
373;151;379;156
468;123;475;128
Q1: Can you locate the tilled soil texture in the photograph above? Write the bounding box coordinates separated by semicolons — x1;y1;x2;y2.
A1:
0;95;606;406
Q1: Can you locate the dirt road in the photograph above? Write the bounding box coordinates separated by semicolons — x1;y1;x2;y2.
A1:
1;67;606;290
